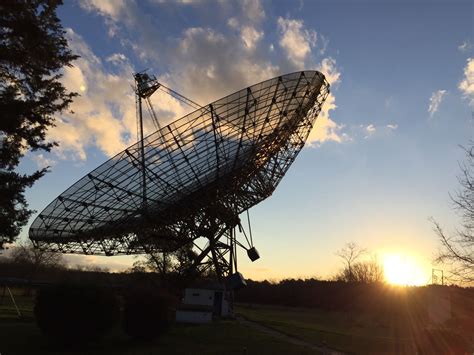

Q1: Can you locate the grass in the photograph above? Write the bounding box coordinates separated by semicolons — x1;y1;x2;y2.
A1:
0;291;318;355
235;303;471;354
0;318;322;355
2;289;470;354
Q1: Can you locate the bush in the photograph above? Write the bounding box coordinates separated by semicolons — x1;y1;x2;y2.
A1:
34;283;119;343
122;287;174;340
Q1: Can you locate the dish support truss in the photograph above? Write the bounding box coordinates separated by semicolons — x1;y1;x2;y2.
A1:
29;71;330;281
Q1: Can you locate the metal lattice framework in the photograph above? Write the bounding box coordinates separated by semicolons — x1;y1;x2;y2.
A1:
29;71;329;280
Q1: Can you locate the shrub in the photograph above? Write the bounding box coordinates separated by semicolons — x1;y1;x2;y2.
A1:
34;283;119;343
122;287;174;340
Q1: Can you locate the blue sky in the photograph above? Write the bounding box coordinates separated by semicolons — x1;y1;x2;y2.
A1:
17;0;473;280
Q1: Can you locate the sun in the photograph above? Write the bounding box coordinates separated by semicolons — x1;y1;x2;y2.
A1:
383;254;427;286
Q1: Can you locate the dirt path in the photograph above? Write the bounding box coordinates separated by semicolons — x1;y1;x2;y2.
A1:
236;316;345;355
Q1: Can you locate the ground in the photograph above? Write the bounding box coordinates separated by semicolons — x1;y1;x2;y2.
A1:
0;291;318;355
235;303;473;354
1;290;471;354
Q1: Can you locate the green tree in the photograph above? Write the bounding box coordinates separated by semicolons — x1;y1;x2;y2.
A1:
0;0;78;248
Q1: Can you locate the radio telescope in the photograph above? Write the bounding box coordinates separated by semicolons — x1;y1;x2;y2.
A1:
29;71;330;285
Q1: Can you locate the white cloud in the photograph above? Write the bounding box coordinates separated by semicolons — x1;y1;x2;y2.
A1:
317;57;340;85
241;0;265;23
227;17;239;29
362;124;376;139
387;124;398;130
79;0;126;21
307;92;346;145
306;58;344;145
459;58;474;107
168;27;279;104
30;153;56;169
241;26;263;50
49;29;187;161
56;37;189;161
428;89;447;116
277;17;317;69
73;4;345;150
458;40;472;52
106;53;127;64
318;34;329;55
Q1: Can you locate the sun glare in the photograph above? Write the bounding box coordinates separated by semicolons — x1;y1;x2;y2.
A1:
383;254;427;286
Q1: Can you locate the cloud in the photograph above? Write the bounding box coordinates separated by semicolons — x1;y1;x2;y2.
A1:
50;29;188;161
64;254;132;272
48;29;135;160
106;53;127;64
79;0;127;36
458;40;472;52
307;92;346;145
30;153;56;169
428;90;447;116
317;57;340;85
274;17;345;145
227;17;239;29
366;124;376;133
306;57;345;145
459;58;474;107
277;17;317;68
241;0;265;23
167;26;279;104
387;124;398;130
79;0;126;21
318;34;329;55
73;4;345;150
241;26;263;50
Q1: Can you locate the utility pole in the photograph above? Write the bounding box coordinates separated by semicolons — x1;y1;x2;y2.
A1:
432;268;444;285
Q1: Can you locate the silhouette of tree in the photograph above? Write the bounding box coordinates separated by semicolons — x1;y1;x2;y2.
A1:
0;0;78;248
129;244;198;277
335;242;367;282
433;141;474;284
10;240;64;268
335;255;384;283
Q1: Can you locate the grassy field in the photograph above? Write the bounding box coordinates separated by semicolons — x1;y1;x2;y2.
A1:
0;291;318;355
2;290;471;354
235;303;472;354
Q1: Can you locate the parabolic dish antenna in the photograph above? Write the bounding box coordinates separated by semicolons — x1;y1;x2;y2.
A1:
29;70;330;284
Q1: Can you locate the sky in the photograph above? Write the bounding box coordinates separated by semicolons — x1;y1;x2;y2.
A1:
15;0;474;281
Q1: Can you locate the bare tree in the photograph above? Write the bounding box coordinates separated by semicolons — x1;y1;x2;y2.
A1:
129;245;197;276
335;253;384;283
433;141;474;284
10;240;64;270
129;252;171;276
335;242;367;282
352;256;384;283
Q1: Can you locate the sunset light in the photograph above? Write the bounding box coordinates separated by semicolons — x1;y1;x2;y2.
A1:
383;254;428;286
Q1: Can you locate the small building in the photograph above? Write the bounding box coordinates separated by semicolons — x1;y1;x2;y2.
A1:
175;284;231;323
